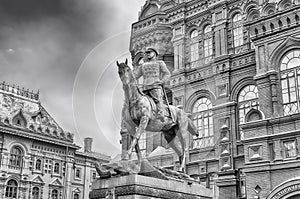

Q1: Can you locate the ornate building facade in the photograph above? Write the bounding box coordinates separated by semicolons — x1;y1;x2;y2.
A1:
0;82;111;199
122;0;300;198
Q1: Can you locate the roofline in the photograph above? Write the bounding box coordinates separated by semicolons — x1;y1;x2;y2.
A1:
0;124;80;149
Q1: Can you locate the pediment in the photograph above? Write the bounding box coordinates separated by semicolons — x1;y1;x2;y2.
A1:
139;2;159;20
32;175;44;184
50;178;62;186
12;110;27;127
73;187;81;193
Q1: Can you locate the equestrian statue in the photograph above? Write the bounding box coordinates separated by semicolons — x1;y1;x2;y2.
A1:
117;47;198;172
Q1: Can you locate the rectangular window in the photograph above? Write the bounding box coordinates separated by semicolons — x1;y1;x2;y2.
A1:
75;168;81;179
282;70;300;115
138;132;146;152
44;159;52;174
283;140;296;158
204;38;213;64
92;172;97;181
233;27;243;47
204;38;213;57
192;112;214;149
54;163;60;174
190;43;199;62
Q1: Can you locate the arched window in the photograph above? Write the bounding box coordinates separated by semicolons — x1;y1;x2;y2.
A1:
190;29;199;64
192;97;214;149
237;85;259;140
238;85;259;124
29;124;35;131
190;29;198;38
74;193;79;199
4;118;10;125
32;187;40;199
35;159;42;170
280;50;300;115
233;13;244;51
53;130;58;136
203;25;213;64
37;127;42;133
54;163;60;174
278;0;292;10
52;189;58;199
5;179;18;198
9;146;23;169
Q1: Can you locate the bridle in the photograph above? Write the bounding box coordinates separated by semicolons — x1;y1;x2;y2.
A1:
121;65;144;110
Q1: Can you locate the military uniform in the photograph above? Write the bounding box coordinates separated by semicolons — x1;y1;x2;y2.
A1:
134;58;171;120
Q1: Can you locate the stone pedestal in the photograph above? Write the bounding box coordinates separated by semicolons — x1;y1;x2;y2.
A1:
90;174;213;199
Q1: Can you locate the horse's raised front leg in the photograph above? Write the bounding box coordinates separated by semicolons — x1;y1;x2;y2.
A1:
127;116;149;161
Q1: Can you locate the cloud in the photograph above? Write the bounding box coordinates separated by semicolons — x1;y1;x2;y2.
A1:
0;0;146;156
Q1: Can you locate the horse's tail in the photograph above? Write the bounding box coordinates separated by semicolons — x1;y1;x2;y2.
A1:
187;117;198;137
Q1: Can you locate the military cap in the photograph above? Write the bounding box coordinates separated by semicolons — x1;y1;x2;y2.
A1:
145;47;159;56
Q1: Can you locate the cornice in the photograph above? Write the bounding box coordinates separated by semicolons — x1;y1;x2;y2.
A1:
212;101;237;111
244;5;300;27
254;70;278;81
131;25;172;38
0;125;80;149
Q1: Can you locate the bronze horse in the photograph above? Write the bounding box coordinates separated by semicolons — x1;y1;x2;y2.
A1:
117;59;198;172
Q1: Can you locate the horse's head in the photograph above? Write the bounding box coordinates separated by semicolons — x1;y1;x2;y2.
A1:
116;59;134;85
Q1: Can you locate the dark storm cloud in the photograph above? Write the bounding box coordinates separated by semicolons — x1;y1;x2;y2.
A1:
0;0;145;156
0;0;141;88
0;0;113;82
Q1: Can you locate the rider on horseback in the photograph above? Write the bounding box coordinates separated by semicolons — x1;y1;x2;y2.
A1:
134;47;171;123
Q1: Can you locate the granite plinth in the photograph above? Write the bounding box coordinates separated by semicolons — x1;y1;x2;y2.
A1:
90;174;213;199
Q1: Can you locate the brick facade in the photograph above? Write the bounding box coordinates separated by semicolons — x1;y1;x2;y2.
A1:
122;0;300;198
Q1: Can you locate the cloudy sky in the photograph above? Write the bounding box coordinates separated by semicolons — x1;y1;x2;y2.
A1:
0;0;146;157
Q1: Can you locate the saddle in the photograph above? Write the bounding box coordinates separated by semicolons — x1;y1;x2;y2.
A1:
144;95;168;117
144;95;175;130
